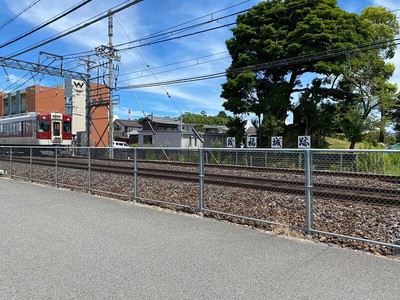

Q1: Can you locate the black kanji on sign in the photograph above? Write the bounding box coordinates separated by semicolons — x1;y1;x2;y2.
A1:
271;136;282;148
298;136;310;148
227;137;235;148
247;137;257;147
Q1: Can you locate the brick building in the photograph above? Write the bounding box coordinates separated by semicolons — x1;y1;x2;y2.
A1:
0;82;110;147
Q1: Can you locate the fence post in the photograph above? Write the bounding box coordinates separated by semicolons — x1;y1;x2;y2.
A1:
87;147;92;193
265;151;268;168
29;147;33;182
199;148;205;213
9;146;12;177
133;148;138;202
55;146;58;187
304;149;313;236
340;153;343;171
298;152;302;169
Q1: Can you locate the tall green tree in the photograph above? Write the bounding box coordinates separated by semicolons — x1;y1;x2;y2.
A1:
337;105;368;149
333;6;399;147
388;94;400;140
221;0;370;143
294;81;337;146
226;116;247;147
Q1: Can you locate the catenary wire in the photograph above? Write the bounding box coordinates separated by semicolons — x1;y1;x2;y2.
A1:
61;0;254;59
0;0;92;50
114;36;400;90
4;0;143;58
0;0;42;31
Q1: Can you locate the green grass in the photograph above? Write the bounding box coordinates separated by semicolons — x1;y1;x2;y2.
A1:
323;137;400;175
324;137;362;149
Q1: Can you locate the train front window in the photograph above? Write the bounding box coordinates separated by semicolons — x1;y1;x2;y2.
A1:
53;122;61;136
63;121;71;133
38;120;50;132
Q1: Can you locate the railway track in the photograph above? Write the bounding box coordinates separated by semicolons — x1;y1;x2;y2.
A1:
2;156;400;206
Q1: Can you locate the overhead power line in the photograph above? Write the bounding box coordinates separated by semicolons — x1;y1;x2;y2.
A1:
116;22;235;53
138;0;251;39
61;0;323;62
0;0;92;50
6;0;143;58
62;0;254;59
114;10;245;50
113;0;321;52
116;55;230;85
115;37;400;90
0;0;42;31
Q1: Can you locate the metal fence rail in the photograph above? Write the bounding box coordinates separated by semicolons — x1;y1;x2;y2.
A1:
0;146;399;255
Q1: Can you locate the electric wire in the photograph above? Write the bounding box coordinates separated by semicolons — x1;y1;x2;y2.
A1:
1;0;397;95
60;0;322;72
116;55;230;85
1;57;53;93
113;0;322;52
0;0;92;50
114;16;171;158
5;0;143;58
114;0;322;51
115;36;400;90
133;0;251;39
123;51;229;74
114;12;241;51
0;0;42;31
61;0;253;59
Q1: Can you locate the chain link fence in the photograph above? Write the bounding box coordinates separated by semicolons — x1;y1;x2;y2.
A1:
0;146;399;255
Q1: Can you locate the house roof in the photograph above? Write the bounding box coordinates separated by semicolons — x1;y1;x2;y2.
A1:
203;125;228;132
115;119;142;128
245;126;257;135
147;116;182;126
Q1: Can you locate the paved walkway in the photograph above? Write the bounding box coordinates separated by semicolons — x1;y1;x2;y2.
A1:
0;177;399;299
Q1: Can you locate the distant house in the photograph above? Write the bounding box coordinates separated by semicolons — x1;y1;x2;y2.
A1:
113;119;142;144
245;125;257;137
138;116;231;148
244;125;258;147
138;116;201;148
203;125;229;147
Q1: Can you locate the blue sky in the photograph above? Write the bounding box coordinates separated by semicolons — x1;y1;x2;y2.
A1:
0;0;399;121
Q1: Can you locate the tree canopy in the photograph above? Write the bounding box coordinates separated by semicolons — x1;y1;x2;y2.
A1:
221;0;399;148
181;111;232;132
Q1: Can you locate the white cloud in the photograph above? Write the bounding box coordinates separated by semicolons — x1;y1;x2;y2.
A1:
372;0;399;9
3;0;145;54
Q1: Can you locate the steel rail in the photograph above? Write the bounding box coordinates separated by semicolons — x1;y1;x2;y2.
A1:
5;156;400;206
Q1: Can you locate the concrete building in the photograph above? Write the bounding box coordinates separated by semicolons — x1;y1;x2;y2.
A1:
203;125;229;147
138;116;229;148
0;85;65;116
138;116;201;148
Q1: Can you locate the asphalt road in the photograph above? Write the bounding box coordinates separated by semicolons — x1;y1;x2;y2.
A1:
0;177;399;299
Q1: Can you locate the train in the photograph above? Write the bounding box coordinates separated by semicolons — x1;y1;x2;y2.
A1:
0;112;72;146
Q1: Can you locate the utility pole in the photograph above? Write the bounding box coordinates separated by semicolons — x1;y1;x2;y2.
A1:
85;55;92;147
95;12;120;147
108;14;114;148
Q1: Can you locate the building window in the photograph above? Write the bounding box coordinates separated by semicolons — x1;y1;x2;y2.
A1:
143;135;153;145
20;93;26;113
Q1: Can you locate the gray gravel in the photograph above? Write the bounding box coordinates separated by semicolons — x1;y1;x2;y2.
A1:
1;177;400;300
